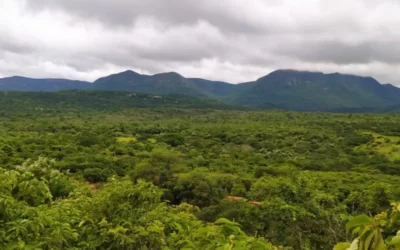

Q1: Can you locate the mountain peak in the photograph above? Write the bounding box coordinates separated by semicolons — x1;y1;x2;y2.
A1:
92;70;209;97
234;68;400;111
119;69;141;75
7;76;27;79
272;69;322;74
256;69;322;82
153;72;183;78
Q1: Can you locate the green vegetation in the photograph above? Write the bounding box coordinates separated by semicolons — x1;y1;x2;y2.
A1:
1;158;275;249
2;93;400;249
117;136;137;143
356;132;400;161
334;202;400;249
0;90;235;114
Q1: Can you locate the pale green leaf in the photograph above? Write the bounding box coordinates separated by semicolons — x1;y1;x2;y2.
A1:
214;218;239;226
333;242;351;250
346;215;373;232
390;236;400;245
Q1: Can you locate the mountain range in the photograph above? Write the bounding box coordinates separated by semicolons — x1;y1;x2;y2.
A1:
1;69;400;112
0;76;91;91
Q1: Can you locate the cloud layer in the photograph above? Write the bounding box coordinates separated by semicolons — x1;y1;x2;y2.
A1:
1;0;400;84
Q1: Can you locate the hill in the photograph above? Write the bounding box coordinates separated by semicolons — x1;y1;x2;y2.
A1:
93;70;210;97
0;76;91;91
92;71;258;101
232;70;400;111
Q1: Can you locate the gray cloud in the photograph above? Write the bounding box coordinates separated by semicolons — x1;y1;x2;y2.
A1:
25;0;281;33
277;41;400;65
1;0;400;85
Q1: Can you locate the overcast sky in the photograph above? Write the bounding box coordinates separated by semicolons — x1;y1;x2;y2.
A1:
1;0;400;84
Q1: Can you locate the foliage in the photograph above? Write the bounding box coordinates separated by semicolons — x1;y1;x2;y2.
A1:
2;104;400;249
334;202;400;250
0;159;277;249
0;91;233;114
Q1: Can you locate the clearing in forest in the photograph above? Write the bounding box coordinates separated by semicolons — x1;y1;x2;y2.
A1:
117;136;137;143
356;132;400;161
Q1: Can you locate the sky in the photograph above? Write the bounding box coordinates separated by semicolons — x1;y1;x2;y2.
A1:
1;0;400;85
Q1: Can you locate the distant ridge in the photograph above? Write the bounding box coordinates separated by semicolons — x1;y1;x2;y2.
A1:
1;69;400;112
233;69;400;111
93;71;209;97
0;76;91;91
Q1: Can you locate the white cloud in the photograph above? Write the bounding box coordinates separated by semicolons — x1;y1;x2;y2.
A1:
0;0;400;85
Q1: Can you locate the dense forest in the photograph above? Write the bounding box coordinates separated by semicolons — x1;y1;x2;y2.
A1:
2;92;400;249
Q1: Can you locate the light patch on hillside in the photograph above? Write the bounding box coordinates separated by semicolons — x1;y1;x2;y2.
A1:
356;132;400;161
117;136;137;143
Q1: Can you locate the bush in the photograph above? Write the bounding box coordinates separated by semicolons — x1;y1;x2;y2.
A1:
83;168;108;182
